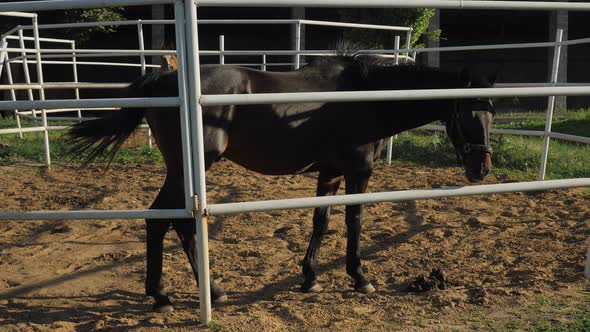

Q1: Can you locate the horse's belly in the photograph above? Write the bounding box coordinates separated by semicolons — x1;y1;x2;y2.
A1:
220;105;327;175
223;145;317;175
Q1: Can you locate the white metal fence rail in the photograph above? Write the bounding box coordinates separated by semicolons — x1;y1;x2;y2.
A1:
0;16;413;159
2;17;589;173
1;0;590;325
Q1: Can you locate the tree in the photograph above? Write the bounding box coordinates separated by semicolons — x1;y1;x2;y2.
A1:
338;9;440;49
38;8;125;45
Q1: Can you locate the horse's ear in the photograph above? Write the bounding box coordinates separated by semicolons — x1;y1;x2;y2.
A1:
459;67;471;87
487;72;498;85
487;66;502;85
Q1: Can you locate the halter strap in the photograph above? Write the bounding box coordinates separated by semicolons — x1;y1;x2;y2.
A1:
448;108;493;157
463;143;493;154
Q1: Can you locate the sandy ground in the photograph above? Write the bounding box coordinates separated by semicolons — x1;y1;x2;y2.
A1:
0;160;589;331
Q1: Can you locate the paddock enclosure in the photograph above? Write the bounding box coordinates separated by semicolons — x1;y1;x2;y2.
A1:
1;162;589;331
1;0;590;330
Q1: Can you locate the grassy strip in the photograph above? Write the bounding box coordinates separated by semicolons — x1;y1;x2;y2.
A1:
0;117;163;165
515;294;590;332
0;136;163;165
1;113;588;180
497;109;590;137
497;109;590;120
386;131;589;180
381;110;589;180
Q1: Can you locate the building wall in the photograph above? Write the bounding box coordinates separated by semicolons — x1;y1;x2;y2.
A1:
2;6;293;101
440;10;550;111
567;12;590;109
3;6;590;110
440;10;590;111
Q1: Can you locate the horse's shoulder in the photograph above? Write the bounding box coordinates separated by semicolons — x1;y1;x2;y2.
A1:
201;64;245;77
200;65;253;93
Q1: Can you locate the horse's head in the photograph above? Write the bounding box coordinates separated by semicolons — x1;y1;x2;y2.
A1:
160;41;178;71
446;69;496;183
161;54;178;71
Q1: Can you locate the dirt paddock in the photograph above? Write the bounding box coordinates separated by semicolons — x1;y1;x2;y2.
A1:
0;160;589;331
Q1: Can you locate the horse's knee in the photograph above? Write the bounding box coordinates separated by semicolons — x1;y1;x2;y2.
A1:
146;219;171;238
172;220;197;243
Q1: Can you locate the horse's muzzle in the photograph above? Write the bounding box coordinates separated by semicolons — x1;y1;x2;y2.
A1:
465;152;492;183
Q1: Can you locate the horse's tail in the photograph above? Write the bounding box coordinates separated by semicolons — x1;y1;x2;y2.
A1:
65;73;160;167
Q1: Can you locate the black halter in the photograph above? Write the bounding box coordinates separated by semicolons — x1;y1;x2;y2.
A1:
447;105;493;163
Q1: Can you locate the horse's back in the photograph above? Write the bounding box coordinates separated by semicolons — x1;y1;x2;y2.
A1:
204;66;349;175
149;64;353;175
201;64;340;95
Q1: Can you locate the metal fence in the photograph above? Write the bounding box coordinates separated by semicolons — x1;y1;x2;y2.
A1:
0;16;413;158
1;0;590;325
2;14;589;176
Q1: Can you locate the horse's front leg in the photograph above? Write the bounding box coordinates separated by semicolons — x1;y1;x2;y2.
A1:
146;181;176;312
344;168;375;294
146;218;173;312
301;169;342;292
172;220;228;303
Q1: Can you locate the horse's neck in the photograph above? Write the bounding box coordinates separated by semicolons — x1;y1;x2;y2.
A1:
375;100;451;139
359;67;456;139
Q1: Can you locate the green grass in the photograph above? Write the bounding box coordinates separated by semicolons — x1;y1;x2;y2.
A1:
526;294;590;332
466;294;590;332
499;108;590;119
204;320;225;331
531;315;590;332
386;110;589;180
0;117;162;165
386;131;589;180
497;109;590;138
1;111;588;180
0;136;162;165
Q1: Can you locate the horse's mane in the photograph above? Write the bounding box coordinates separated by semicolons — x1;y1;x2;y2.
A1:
325;40;444;80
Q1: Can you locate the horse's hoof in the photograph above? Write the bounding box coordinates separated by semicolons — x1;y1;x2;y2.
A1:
153;303;174;313
213;294;228;304
356;282;376;294
302;281;323;293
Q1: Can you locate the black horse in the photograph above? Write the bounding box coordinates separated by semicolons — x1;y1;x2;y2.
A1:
66;45;495;312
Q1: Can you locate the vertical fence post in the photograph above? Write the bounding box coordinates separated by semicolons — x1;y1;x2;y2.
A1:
539;28;563;180
183;0;212;323
386;36;401;165
137;20;153;149
405;28;412;63
2;40;22;138
262;54;267;71
219;35;224;65
32;15;51;168
294;21;301;70
70;41;82;121
173;0;195;214
18;27;38;130
0;38;7;81
138;20;147;75
393;35;400;65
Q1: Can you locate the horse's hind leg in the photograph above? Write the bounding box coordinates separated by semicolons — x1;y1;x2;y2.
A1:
301;169;342;292
344;160;376;294
172;219;228;303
